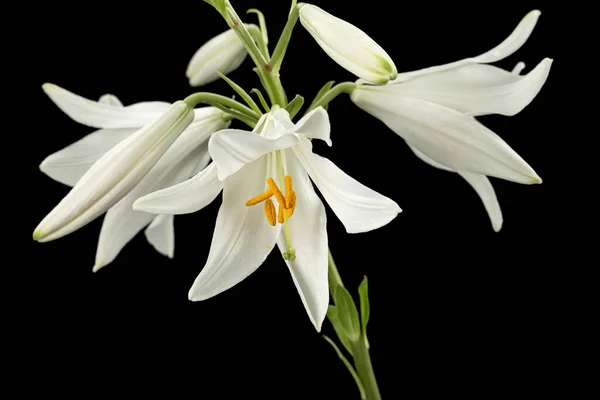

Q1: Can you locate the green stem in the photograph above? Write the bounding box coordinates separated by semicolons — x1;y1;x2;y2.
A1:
183;92;258;119
327;249;381;400
305;82;357;114
269;4;300;73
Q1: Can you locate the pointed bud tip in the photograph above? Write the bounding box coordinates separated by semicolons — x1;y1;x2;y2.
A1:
41;83;55;90
32;228;44;241
92;263;104;273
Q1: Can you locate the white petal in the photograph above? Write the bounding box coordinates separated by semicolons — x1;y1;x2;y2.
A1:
39;128;136;187
299;4;397;84
293;138;401;233
409;145;502;232
188;156;282;301
209;129;299;181
98;94;123;107
34;102;194;242
351;94;541;184
277;151;329;331
186;28;249;87
43;83;171;128
380;58;552;117
133;162;223;215
458;171;503;232
145;214;175;259
293;107;332;146
512;62;526;75
390;10;541;84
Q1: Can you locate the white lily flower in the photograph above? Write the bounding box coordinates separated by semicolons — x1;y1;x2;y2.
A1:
33;84;203;249
186;24;259;87
36;85;228;269
299;4;397;84
134;107;401;330
350;10;552;231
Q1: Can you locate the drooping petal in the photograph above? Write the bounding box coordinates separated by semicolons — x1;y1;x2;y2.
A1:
299;4;397;84
410;145;502;232
39;128;136;187
93;138;207;271
133;162;223;215
188;157;282;301
33;102;194;242
458;171;503;232
145;214;175;259
351;94;541;184
209;129;299;180
43;83;171;128
292;107;332;146
390;10;542;84
277;150;329;331
378;58;552;117
294;137;401;234
186;27;254;87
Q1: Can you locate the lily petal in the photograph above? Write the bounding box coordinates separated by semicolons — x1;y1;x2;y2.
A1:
133;162;222;215
292;107;332;146
43;83;171;128
390;10;541;84
351;94;541;184
381;58;552;117
39;128;136;187
98;94;123;107
145;214;175;259
277;150;329;331
209;129;299;181
458;171;503;232
294;137;401;233
410;145;502;232
188;157;282;301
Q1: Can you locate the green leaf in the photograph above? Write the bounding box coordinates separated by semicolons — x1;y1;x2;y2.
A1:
333;285;361;342
216;71;262;116
358;276;370;348
323;335;367;400
285;95;304;119
250;89;270;112
308;80;335;112
327;305;353;355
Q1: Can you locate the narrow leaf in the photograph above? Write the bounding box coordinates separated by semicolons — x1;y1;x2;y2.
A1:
250;88;270;112
217;71;262;116
308;80;335;112
358;276;370;348
285;95;304;119
323;336;367;400
334;285;361;342
327;305;353;355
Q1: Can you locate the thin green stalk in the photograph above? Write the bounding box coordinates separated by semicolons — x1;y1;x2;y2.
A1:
251;88;270;112
183;92;257;119
269;4;300;73
305;82;357;114
247;8;270;57
217;72;262;116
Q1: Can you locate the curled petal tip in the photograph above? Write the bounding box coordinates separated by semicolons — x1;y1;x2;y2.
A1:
32;228;43;241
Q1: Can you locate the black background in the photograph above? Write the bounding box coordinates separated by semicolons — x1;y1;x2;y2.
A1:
13;0;572;398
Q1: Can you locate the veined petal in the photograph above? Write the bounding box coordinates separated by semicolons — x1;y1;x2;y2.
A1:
294;137;401;234
458;172;503;232
299;4;397;84
410;145;502;232
145;214;175;259
43;83;171;128
188;157;282;301
186;27;254;87
292;107;332;146
209;129;299;181
390;10;542;84
381;58;552;117
351;94;541;184
93;137;206;271
39;128;136;187
277;150;329;331
33;102;194;242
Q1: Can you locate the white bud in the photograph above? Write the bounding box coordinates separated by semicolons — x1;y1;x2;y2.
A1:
33;101;194;242
299;4;397;84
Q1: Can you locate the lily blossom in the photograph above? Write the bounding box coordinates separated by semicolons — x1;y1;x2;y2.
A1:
350;10;552;231
34;85;229;270
134;107;401;330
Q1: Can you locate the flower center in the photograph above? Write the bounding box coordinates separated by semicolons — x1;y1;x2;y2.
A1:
245;176;296;226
